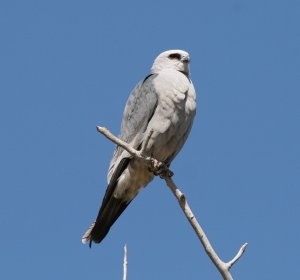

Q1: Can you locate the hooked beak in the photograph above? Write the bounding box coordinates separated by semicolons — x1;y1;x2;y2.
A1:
181;55;190;63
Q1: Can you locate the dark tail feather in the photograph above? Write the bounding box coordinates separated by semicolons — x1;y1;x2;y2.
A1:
82;158;131;246
91;197;131;245
82;197;132;246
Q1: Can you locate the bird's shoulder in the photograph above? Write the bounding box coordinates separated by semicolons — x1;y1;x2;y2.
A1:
114;73;159;148
107;74;159;181
124;74;157;108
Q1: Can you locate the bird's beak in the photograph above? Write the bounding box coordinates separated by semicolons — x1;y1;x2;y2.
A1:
181;55;190;63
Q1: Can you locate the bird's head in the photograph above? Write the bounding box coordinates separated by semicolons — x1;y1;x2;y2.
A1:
151;50;190;76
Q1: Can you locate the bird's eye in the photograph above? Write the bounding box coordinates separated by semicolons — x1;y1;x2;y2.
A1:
168;53;181;60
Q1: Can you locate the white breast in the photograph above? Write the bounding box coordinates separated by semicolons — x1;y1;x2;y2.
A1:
144;69;196;162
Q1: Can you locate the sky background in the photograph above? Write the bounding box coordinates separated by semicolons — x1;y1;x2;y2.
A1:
0;0;299;279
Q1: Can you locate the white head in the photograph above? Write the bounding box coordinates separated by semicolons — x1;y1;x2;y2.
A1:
151;50;190;76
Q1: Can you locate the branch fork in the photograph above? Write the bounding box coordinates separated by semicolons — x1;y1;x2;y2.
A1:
96;126;247;280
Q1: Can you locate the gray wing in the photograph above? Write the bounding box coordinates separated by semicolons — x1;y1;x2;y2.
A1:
83;74;159;245
107;74;158;182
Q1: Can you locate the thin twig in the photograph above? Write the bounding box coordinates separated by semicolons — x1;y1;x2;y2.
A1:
226;243;248;270
123;244;127;280
96;126;247;280
140;129;154;156
97;126;142;158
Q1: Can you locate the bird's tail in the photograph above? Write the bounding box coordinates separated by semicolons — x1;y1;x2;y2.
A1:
82;158;131;246
82;221;96;244
82;197;131;246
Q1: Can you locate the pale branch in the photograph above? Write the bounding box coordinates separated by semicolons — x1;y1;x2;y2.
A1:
123;244;128;280
226;243;248;270
163;176;248;280
140;129;154;156
96;126;247;280
96;126;142;158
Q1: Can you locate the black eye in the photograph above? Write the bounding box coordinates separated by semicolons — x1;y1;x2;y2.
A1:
168;53;181;60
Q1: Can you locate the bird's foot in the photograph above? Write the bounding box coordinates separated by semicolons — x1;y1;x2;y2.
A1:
149;159;174;178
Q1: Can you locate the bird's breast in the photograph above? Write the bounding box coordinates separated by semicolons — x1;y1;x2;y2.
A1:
144;71;196;162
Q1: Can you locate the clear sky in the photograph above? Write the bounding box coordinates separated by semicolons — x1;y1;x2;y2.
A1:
0;0;299;279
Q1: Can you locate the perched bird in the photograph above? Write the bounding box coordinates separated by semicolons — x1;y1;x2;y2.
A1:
82;50;197;246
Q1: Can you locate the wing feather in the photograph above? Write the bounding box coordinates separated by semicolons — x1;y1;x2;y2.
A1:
108;74;158;181
83;75;159;245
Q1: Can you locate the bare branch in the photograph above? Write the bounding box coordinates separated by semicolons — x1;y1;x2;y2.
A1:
97;126;247;280
163;176;248;280
123;244;128;280
140;129;154;156
226;243;248;270
96;126;142;158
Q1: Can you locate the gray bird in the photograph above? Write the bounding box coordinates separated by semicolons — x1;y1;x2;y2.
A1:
82;50;196;246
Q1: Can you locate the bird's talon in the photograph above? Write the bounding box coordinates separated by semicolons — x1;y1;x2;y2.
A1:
168;170;174;177
149;159;173;178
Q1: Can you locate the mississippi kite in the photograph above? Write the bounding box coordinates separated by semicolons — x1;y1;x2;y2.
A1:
82;50;197;246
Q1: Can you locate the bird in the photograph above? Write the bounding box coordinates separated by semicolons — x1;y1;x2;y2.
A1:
82;50;197;246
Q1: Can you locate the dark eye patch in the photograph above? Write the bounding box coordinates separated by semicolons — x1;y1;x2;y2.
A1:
168;53;181;60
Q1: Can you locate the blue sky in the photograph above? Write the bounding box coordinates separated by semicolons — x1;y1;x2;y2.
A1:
0;0;299;279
